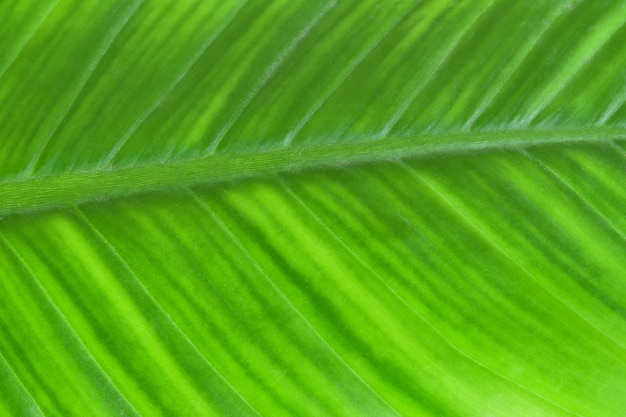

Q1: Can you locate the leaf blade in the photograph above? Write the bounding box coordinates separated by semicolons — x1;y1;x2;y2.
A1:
1;1;626;416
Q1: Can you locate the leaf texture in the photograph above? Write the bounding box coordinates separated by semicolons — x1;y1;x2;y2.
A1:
1;1;625;416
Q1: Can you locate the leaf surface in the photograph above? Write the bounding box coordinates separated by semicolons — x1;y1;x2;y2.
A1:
1;1;626;416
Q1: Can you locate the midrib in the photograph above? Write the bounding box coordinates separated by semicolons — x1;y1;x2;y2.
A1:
1;127;624;216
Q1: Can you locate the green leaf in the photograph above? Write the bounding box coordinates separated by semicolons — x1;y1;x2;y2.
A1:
1;1;625;416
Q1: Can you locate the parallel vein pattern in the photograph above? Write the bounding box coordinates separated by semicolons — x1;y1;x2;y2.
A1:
1;1;626;416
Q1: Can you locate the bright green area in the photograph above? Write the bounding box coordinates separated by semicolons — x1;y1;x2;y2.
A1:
1;1;625;416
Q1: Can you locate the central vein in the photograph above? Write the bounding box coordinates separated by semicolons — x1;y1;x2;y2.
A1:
1;128;623;216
